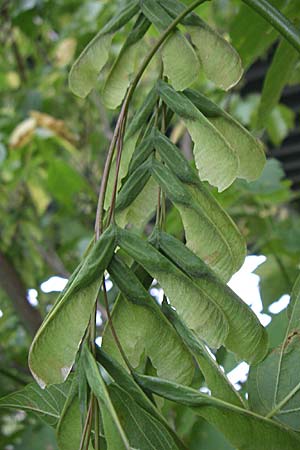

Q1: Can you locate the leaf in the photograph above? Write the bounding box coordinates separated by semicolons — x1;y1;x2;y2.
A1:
103;14;150;109
140;0;200;90
162;31;200;91
108;383;181;449
248;274;300;431
69;0;139;98
255;255;297;310
56;378;92;450
257;37;299;126
184;89;266;181
156;230;268;364
136;374;300;450
29;225;117;387
117;227;229;349
69;33;112;99
152;135;246;280
82;345;130;449
188;23;243;91
0;378;72;427
116;177;157;230
157;81;239;191
159;0;243;90
102;255;194;385
162;301;245;407
266;104;295;146
230;0;287;68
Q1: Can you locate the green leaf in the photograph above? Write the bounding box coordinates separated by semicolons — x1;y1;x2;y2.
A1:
97;349;187;450
56;378;92;450
116;177;157;230
248;274;300;431
29;225;117;387
136;374;300;450
156;230;268;364
141;0;200;90
255;255;297;310
158;0;243;90
0;378;72;427
151;137;246;280
257;38;299;126
82;345;130;449
162;301;245;407
102;255;194;385
117;227;229;349
103;14;150;109
230;0;287;68
69;0;139;98
188;23;243;91
241;0;300;54
266;104;295;146
161;31;200;91
184;89;266;181
108;383;181;449
157;81;239;191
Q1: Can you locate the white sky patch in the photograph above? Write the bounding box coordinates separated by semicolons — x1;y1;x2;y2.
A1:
227;362;249;390
269;294;290;314
96;310;103;326
228;255;270;326
0;309;3;318
41;276;68;293
27;288;39;306
95;336;102;347
150;287;164;304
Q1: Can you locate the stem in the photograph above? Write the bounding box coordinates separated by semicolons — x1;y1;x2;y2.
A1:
107;117;127;225
79;398;93;450
94;101;128;239
102;276;133;372
242;0;300;53
94;0;207;239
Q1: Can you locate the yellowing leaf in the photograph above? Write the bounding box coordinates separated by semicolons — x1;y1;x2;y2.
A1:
9;117;36;149
188;24;243;90
69;33;112;98
55;38;77;67
162;31;200;90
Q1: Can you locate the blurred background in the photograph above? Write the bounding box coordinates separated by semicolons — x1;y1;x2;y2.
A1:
0;0;299;448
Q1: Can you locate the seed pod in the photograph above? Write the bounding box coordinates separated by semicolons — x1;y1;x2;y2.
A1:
150;148;245;281
184;89;266;181
115;159;152;212
29;224;117;387
117;227;229;349
69;0;140;98
102;254;195;385
157;230;268;364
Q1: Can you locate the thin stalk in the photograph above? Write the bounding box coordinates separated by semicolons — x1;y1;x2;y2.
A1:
102;276;133;372
79;398;93;450
94;101;128;239
94;0;207;239
242;0;300;53
107;116;127;225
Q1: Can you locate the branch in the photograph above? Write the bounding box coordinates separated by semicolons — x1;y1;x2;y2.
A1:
0;252;42;335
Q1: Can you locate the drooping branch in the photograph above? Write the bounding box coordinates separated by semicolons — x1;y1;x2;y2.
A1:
0;252;42;335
